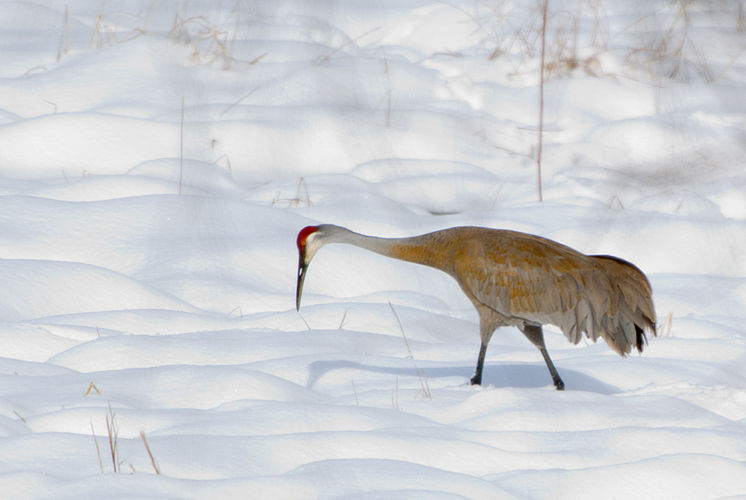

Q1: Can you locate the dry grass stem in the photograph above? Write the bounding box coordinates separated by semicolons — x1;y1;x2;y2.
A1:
140;431;161;475
169;11;230;66
388;302;412;358
106;405;120;473
383;49;392;127
91;421;104;474
271;177;312;208
338;308;350;329
389;302;432;400
392;376;399;410
351;380;360;406
85;382;102;396
298;311;311;331
661;311;674;337
250;52;268;65
221;86;260;116
227;306;244;318
57;5;69;62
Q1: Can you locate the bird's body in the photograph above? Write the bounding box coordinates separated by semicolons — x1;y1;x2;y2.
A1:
296;224;656;389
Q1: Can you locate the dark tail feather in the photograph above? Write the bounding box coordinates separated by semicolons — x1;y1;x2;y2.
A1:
591;254;657;355
635;324;647;353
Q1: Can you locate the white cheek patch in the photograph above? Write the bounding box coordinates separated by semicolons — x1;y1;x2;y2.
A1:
304;233;322;263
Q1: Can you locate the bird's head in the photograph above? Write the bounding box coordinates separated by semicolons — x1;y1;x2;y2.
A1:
295;225;324;310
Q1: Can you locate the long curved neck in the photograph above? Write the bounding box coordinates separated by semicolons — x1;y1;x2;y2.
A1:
320;225;446;270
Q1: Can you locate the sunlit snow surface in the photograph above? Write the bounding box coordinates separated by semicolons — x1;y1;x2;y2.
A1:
0;1;745;498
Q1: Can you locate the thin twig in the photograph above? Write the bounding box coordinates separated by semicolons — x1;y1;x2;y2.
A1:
178;96;185;194
537;0;548;203
314;27;381;65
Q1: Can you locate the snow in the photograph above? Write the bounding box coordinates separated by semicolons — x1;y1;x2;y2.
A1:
0;0;745;498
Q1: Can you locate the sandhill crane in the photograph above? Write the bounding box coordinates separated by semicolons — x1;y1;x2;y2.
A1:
295;224;656;390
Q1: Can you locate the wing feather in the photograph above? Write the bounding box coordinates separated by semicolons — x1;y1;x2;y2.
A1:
449;228;656;355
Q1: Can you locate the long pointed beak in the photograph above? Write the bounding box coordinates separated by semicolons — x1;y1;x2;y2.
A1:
296;255;308;311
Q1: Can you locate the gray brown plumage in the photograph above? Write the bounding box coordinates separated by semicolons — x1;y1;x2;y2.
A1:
296;224;656;390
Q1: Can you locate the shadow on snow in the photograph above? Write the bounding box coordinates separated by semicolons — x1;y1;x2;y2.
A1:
307;360;620;395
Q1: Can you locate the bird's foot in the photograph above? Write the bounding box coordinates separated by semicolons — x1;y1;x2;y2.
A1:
470;374;482;386
554;379;565;391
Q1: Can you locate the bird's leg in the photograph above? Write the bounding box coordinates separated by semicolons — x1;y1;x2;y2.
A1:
471;316;497;386
538;347;565;391
521;324;565;391
470;342;488;385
